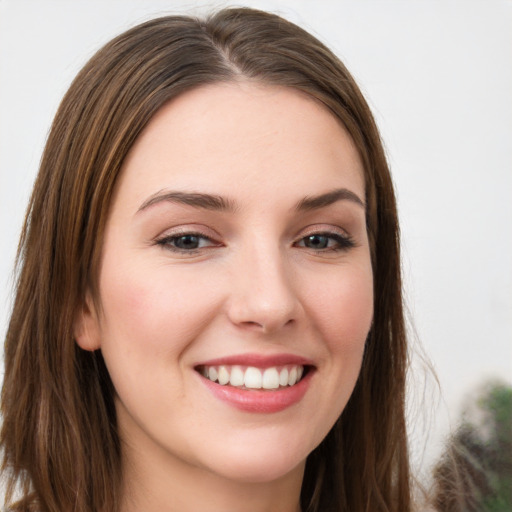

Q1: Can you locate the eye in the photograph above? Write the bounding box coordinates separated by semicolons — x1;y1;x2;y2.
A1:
295;232;355;252
156;233;219;252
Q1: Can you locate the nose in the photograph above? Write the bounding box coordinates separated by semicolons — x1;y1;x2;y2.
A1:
226;245;301;334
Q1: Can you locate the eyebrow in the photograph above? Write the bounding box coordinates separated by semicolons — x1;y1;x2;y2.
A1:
295;188;365;211
137;190;237;213
137;187;365;215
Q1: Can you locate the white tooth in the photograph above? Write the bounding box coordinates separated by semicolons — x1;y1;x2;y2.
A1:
279;368;289;387
208;367;218;382
230;366;244;387
262;368;280;389
218;366;230;385
296;366;304;381
244;367;263;389
288;366;298;386
201;367;208;377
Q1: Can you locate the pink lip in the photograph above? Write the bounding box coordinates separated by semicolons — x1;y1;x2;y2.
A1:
195;353;313;368
195;353;315;414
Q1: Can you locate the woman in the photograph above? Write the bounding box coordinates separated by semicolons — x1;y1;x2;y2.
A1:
1;7;410;512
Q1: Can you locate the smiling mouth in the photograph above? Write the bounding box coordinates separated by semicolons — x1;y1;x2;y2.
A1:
195;364;310;390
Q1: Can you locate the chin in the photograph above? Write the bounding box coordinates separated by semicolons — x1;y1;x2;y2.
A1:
210;454;306;484
197;433;312;484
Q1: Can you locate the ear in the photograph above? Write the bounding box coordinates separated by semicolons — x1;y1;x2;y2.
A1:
74;293;102;351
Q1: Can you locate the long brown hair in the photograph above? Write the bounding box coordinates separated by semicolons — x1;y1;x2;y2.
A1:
1;8;409;512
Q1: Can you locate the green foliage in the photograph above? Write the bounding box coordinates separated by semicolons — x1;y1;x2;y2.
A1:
432;381;512;512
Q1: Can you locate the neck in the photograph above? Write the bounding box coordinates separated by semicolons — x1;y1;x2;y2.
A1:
119;436;304;512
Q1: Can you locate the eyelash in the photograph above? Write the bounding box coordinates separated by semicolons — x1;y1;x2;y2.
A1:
155;230;355;254
295;232;355;252
155;232;218;253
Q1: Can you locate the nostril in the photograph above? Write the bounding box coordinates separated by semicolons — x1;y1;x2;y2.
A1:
226;271;300;333
237;317;296;334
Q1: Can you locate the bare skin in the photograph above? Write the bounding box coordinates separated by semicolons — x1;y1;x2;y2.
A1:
76;82;373;512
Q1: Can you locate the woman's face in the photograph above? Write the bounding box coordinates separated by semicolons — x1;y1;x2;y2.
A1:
77;83;373;485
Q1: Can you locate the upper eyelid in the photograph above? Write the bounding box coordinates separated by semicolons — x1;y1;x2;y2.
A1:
155;224;221;240
158;232;213;241
294;223;351;239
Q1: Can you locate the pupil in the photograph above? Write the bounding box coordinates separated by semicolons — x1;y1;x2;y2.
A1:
176;235;199;249
306;235;328;249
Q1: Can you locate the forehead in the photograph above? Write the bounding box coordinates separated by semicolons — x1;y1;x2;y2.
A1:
116;82;365;211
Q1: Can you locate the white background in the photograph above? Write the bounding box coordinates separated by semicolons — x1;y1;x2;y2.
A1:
1;0;511;476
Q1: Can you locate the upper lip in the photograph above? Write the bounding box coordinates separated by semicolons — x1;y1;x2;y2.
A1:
195;353;314;368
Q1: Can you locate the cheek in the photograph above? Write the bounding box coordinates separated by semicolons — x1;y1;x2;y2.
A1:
95;260;226;427
308;262;374;355
96;259;224;371
299;261;373;442
94;261;226;408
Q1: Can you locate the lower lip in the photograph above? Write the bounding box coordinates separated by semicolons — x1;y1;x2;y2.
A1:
199;370;313;413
